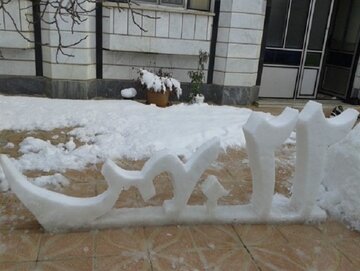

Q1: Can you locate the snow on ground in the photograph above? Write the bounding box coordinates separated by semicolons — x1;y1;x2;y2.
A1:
0;95;267;172
30;174;70;191
319;123;360;231
1;95;359;231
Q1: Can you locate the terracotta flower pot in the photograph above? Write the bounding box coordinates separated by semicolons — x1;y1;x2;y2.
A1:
146;89;170;107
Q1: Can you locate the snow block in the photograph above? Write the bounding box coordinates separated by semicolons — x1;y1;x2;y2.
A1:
290;101;359;217
244;107;299;218
0;164;10;192
201;175;228;215
103;138;221;215
0;154;123;232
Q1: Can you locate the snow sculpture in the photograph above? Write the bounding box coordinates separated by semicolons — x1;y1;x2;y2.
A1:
0;101;358;232
201;175;228;214
103;138;221;216
0;155;123;232
290;101;359;217
243;107;299;218
0;164;9;192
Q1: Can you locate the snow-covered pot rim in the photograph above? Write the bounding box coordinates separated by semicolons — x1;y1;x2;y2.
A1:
138;69;182;99
146;87;171;94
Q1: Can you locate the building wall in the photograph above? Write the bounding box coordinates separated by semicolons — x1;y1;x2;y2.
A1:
40;2;96;80
102;3;214;82
213;0;265;87
0;0;267;104
0;0;35;76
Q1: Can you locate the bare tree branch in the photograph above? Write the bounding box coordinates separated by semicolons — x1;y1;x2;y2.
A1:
0;0;158;62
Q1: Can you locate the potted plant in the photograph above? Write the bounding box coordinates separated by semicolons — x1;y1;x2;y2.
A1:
138;69;182;107
188;50;209;104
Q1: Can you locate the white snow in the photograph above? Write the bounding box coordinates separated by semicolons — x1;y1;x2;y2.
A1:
244;107;299;218
319;123;360;231
139;70;182;99
139;69;163;92
4;142;14;149
121;88;137;99
0;95;264;173
30;174;70;191
2;95;359;231
0;164;9;191
290;101;358;217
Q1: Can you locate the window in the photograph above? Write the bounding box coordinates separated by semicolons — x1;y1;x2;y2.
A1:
139;0;185;6
122;0;212;11
188;0;211;11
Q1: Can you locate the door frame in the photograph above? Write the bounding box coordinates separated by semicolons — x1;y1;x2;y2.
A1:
296;0;335;98
258;0;337;99
318;0;360;101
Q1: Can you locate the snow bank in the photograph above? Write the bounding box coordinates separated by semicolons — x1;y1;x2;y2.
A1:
319;124;360;230
0;95;268;172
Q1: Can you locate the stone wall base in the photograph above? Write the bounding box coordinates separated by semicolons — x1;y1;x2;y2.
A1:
0;75;259;105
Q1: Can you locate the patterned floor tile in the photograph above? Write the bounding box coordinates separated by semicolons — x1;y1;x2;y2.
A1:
276;224;323;242
145;226;194;254
248;243;306;271
315;221;360;242
292;240;355;271
189;225;242;249
95;255;151;271
0;231;41;263
0;261;37;271
200;247;259;271
234;224;287;246
35;258;93;271
95;227;146;257
38;232;94;261
334;238;360;267
150;249;203;271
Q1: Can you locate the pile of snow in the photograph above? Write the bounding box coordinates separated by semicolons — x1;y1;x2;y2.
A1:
139;70;182;99
0;95;270;173
121;88;137;99
319;124;360;230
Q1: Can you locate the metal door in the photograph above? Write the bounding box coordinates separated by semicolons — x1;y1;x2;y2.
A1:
320;0;360;99
259;0;334;98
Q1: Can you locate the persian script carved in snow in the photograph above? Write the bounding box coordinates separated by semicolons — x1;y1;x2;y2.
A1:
0;101;358;232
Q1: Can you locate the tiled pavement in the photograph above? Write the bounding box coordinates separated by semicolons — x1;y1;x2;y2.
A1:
1;105;360;270
0;220;359;270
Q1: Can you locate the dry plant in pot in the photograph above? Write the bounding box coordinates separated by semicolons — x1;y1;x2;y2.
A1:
188;50;209;104
139;69;182;107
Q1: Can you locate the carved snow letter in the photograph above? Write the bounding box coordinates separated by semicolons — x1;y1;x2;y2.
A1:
290;101;359;217
244;107;299;218
102;138;221;215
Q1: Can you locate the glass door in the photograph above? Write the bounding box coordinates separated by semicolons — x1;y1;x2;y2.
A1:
320;0;360;99
259;0;334;98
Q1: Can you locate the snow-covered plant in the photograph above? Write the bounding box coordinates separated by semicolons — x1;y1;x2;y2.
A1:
188;51;209;102
139;69;182;99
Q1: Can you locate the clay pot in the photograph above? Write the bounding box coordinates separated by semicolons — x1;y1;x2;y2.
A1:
146;89;170;107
